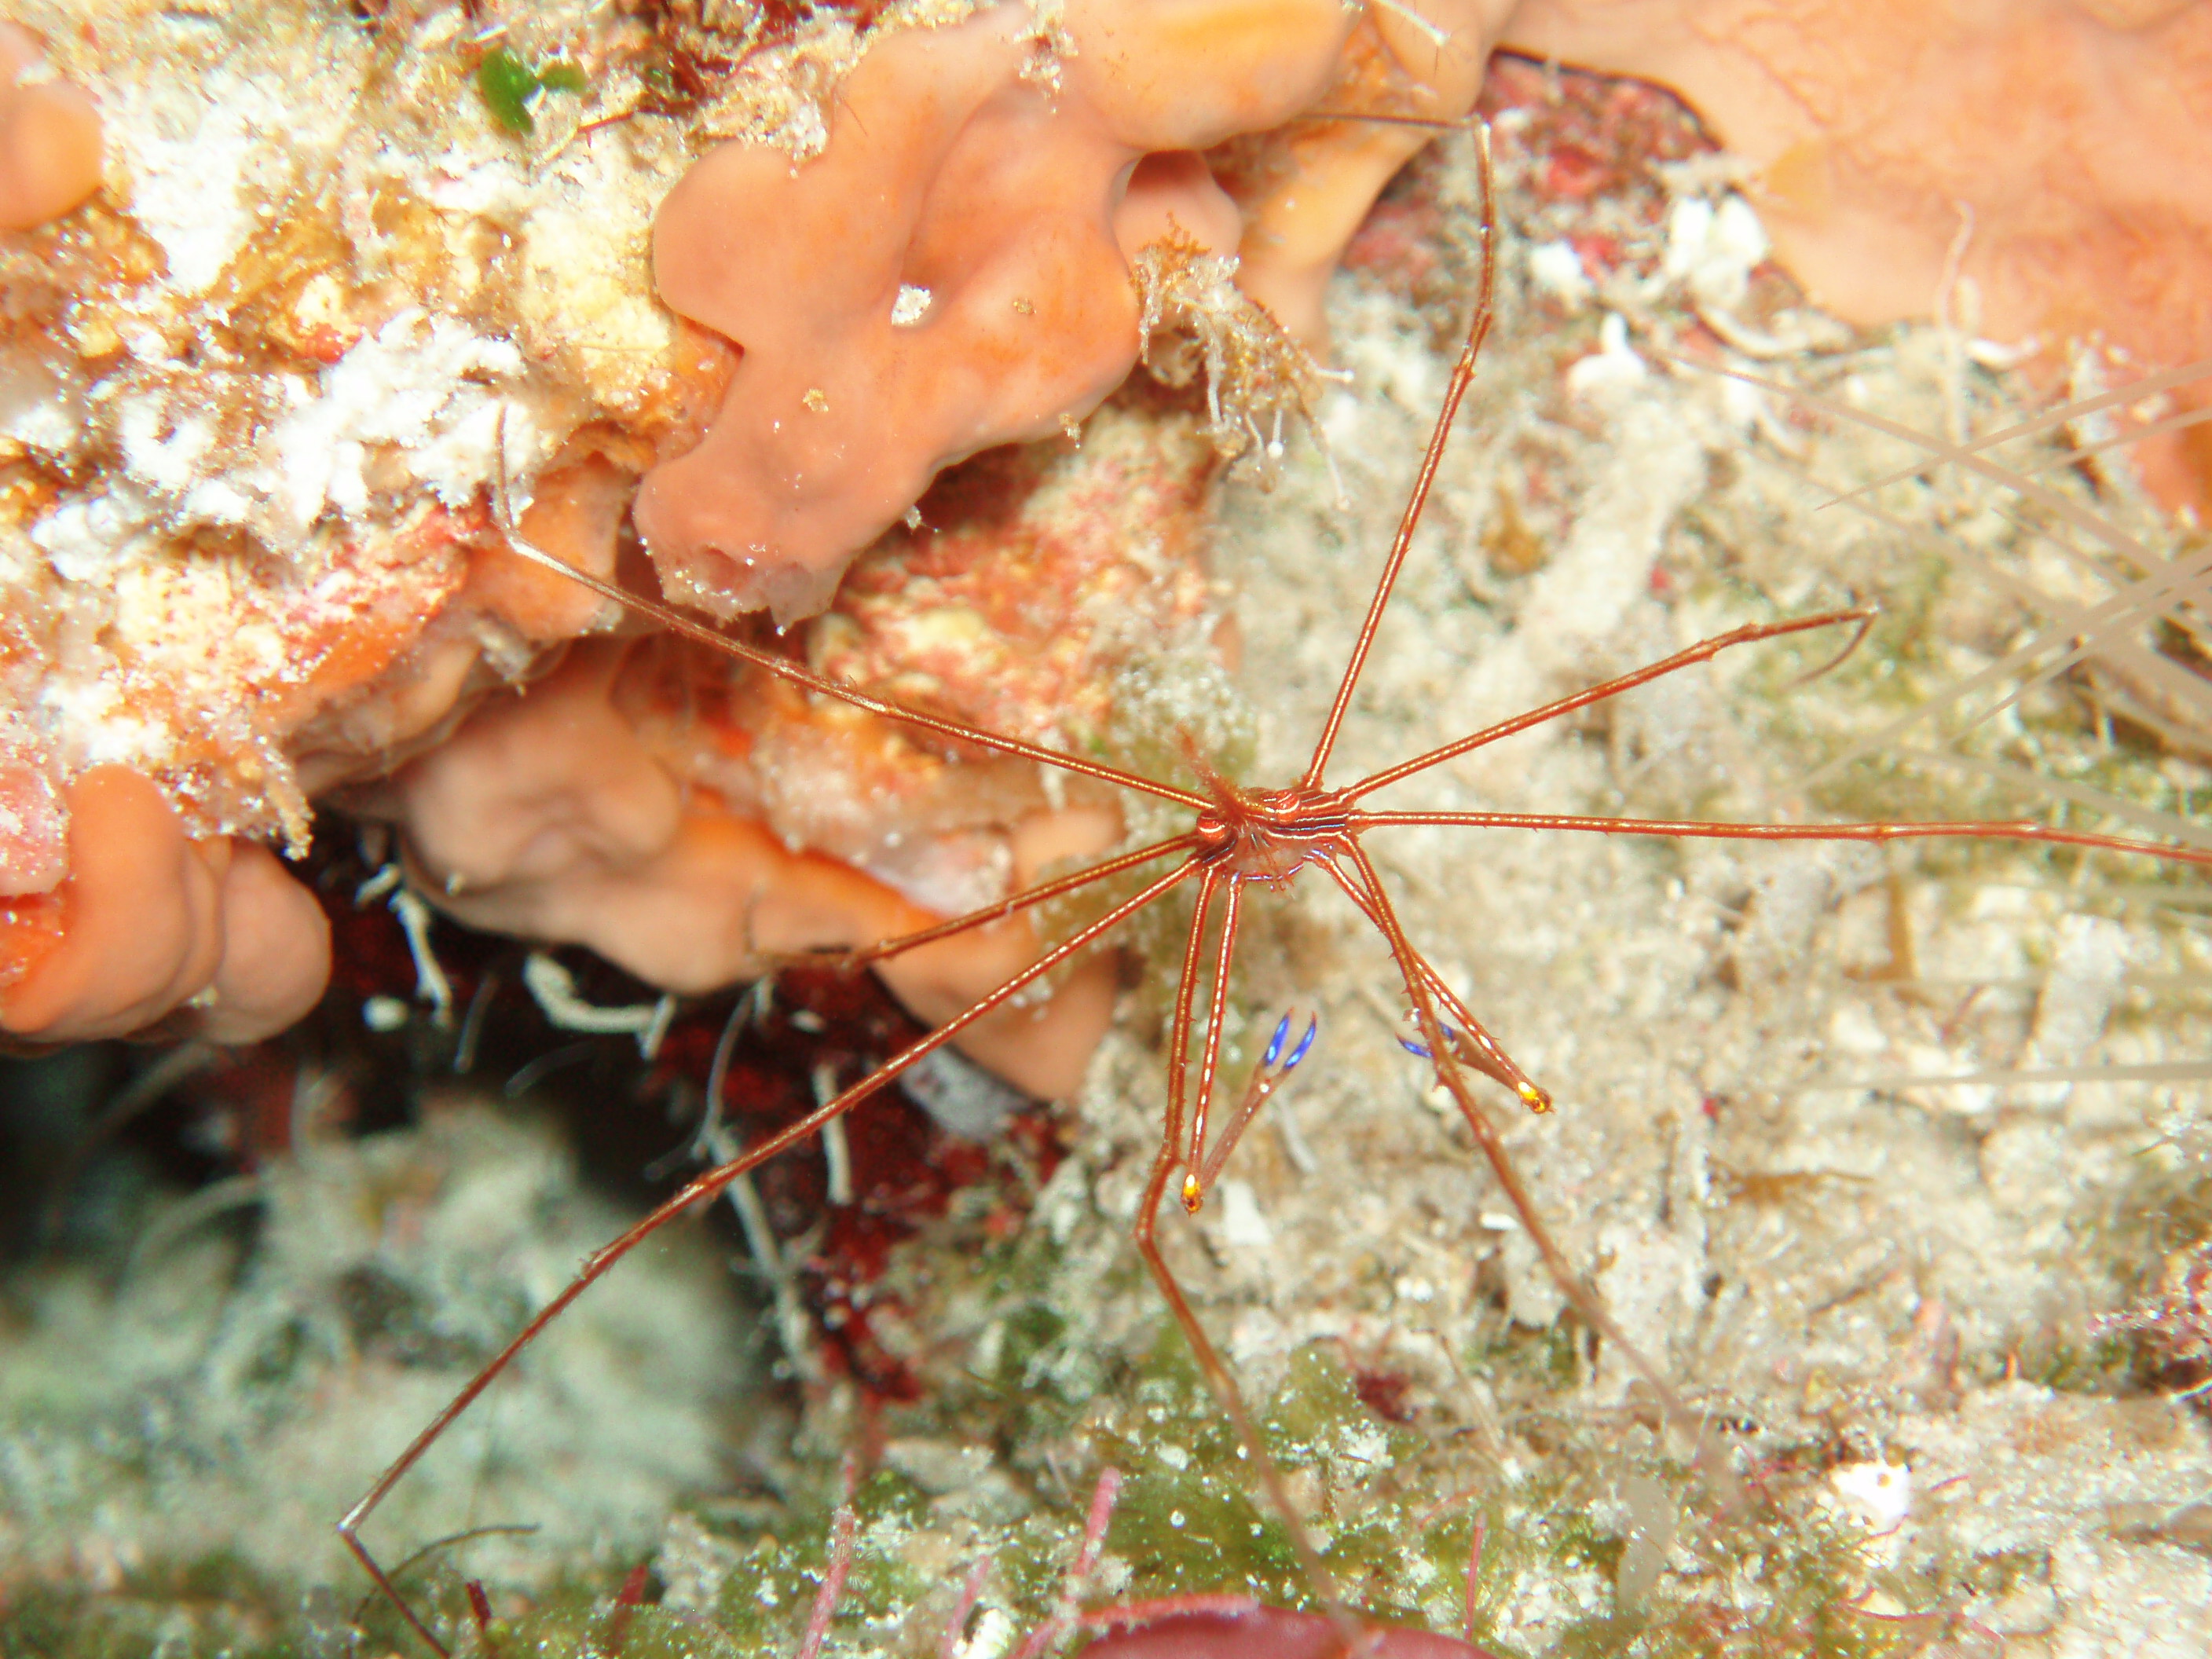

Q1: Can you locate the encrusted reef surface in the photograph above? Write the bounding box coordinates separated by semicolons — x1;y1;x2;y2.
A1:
0;0;713;844
2;7;2211;1659
0;0;1494;1072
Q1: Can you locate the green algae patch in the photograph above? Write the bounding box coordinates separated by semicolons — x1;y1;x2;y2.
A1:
1105;1461;1302;1606
1090;1331;1305;1606
1470;1320;1584;1392
475;48;587;136
1551;1509;1925;1659
492;1477;946;1659
0;1555;300;1659
494;1602;747;1659
1090;1336;1472;1623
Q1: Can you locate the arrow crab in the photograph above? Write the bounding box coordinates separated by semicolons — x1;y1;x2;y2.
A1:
341;115;2212;1657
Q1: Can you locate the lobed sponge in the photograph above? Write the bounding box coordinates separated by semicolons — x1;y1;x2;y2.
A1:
0;23;101;233
640;2;1309;623
0;767;327;1046
641;0;1496;621
375;640;1122;1099
1225;0;1504;341
372;396;1223;1096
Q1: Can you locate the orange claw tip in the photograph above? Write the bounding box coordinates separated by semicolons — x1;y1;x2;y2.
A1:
1517;1082;1553;1115
1181;1173;1205;1214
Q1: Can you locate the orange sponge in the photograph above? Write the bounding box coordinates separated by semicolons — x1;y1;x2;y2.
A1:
376;641;1119;1100
0;23;101;232
639;2;1281;623
1229;0;1506;342
1500;0;2212;504
637;1;1507;623
0;767;329;1046
5;2;1514;1068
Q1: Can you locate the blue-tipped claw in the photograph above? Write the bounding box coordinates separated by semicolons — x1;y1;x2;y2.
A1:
1263;1011;1320;1072
1399;1021;1462;1064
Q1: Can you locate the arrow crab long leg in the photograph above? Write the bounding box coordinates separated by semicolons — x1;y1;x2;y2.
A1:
1352;809;2212;868
1301;123;1498;795
1136;860;1354;1628
493;533;1210;814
